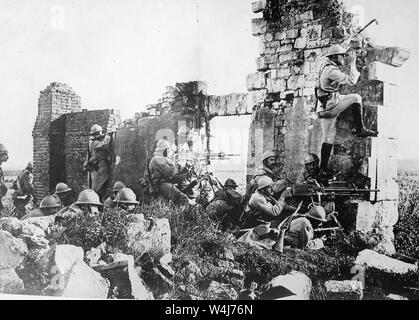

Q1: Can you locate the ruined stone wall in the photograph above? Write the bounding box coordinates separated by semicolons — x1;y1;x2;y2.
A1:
247;0;409;254
33;81;251;199
32;83;81;199
32;83;121;198
65;109;121;195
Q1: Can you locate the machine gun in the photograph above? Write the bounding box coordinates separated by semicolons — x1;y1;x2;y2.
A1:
173;151;241;163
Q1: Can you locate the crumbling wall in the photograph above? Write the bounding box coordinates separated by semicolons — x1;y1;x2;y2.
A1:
32;82;121;199
65;109;121;195
33;83;82;199
247;0;409;254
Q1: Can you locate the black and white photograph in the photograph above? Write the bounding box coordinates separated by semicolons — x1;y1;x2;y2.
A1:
0;0;418;306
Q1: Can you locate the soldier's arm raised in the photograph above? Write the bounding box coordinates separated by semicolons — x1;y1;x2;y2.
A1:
251;196;284;217
328;60;360;86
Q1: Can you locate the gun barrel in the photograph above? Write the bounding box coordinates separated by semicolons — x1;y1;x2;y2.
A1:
324;188;379;193
314;227;341;232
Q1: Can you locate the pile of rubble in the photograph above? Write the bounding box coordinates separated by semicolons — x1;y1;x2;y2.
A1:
0;213;418;300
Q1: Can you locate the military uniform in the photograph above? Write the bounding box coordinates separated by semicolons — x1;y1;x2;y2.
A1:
243;191;287;228
149;145;189;206
317;57;361;144
244;166;279;204
12;168;34;218
238;216;324;251
206;188;243;229
86;134;113;201
0;166;7;211
284;217;324;250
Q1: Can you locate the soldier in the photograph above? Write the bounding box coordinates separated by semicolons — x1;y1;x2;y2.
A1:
21;195;61;220
316;44;377;183
53;182;74;207
103;181;126;209
238;206;327;252
0;143;9;211
12;162;35;218
55;189;103;224
242;176;293;228
84;124;115;202
244;150;280;205
281;206;328;250
206;179;243;230
112;187;139;214
148;139;189;206
303;153;321;183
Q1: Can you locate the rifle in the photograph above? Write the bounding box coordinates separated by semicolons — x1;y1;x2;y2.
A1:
273;201;303;253
214;177;237;206
314;227;341;233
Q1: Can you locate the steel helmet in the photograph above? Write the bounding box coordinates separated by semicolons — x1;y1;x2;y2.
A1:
112;181;126;192
155;139;171;152
326;44;347;57
90;124;103;135
257;176;274;190
40;195;61;209
26;162;34;170
0;143;8;155
55;182;72;194
113;188;139;205
224;179;238;188
304;153;319;165
75;189;102;206
262;150;277;162
306;206;327;222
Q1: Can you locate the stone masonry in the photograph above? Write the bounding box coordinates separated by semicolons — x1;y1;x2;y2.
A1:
32;82;121;199
247;0;409;254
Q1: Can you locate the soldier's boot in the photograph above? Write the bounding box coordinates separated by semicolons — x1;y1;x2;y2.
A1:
319;143;334;187
352;103;378;138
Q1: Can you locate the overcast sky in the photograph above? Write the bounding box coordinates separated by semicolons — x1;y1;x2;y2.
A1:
0;0;418;169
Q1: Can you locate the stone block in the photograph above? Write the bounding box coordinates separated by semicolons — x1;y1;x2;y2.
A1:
267;271;312;300
341;200;375;231
256;56;268;71
267;79;287;93
247;72;266;91
0;230;28;269
309;25;322;41
275;31;287;41
277;67;291;78
247;89;268;110
355;249;417;275
61;260;109;299
252;0;266;13
373;201;399;228
324;280;363;300
286;28;299;39
54;245;84;275
0;268;25;294
278;44;293;54
287;75;304;90
367;46;410;67
251;18;267;36
294;37;307;49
